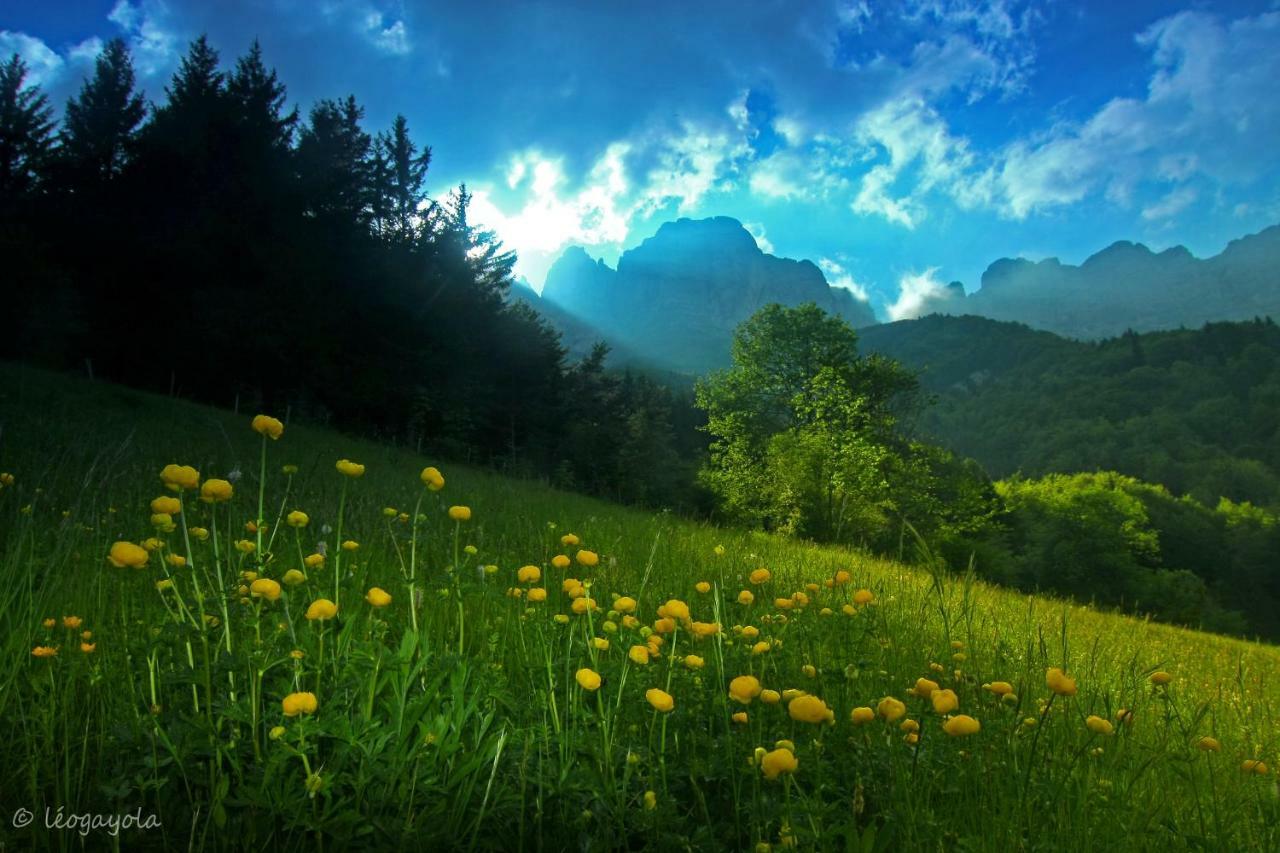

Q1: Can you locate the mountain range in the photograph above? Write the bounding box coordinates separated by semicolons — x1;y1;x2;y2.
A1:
509;217;1280;374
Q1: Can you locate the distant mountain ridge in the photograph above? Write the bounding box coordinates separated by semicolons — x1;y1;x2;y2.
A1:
518;217;877;373
930;225;1280;339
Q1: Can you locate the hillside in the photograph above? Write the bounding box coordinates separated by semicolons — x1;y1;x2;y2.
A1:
859;315;1280;507
921;225;1280;339
533;217;878;374
1;362;1278;849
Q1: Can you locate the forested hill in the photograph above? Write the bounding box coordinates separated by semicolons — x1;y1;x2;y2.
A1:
860;314;1280;507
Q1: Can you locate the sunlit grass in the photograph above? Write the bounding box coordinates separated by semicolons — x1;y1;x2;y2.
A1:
0;363;1277;850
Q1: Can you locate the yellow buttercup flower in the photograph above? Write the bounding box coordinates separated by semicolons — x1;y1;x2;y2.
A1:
420;466;445;491
305;599;338;621
560;533;579;546
943;714;981;736
984;681;1014;696
448;506;471;522
201;478;234;503
160;464;199;491
235;539;256;554
80;642;96;654
662;599;690;621
150;495;181;515
749;568;771;585
645;688;674;712
1195;736;1221;752
852;588;874;605
61;615;82;629
761;748;798;780
283;569;306;586
643;790;657;810
341;540;359;552
281;691;318;716
931;689;959;715
527;588;547;602
690;621;719;638
107;541;148;569
576;549;599;567
801;664;816;678
761;689;781;704
576;668;602;691
684;654;705;670
365;587;392;607
729;675;762;704
190;526;209;541
737;590;755;605
287;510;310;528
833;570;851;585
1150;671;1173;686
1241;759;1269;775
912;678;940;699
1086;715;1114;736
878;696;907;722
150;513;175;531
850;706;875;725
250;578;282;602
551;554;571;569
695;581;711;594
570;597;596;614
304;553;325;569
335;459;365;478
1046;667;1077;696
732;711;748;724
517;565;541;584
252;414;284;439
32;645;58;658
167;554;187;568
282;465;298;475
628;645;651;666
788;694;834;724
155;579;173;592
41;617;55;629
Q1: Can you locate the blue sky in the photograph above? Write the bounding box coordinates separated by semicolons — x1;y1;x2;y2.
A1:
5;1;1279;319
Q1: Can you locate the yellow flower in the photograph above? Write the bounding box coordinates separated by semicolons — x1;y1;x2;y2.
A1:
591;637;609;651
1046;667;1077;697
107;541;148;569
852;588;874;605
662;599;690;621
789;694;834;724
80;642;96;653
41;617;55;629
163;553;185;568
751;641;771;655
269;725;286;740
304;553;325;569
282;465;299;475
761;689;781;705
931;689;959;715
653;617;676;634
912;678;940;699
155;579;173;591
287;510;310;528
448;505;471;522
32;645;58;658
551;554;571;569
900;719;920;733
553;614;570;624
160;464;199;491
628;645;651;666
250;578;282;602
0;472;13;486
749;568;771;585
1241;759;1269;775
943;714;981;736
576;668;602;691
341;540;359;552
878;697;907;722
984;681;1014;696
737;590;755;605
643;790;657;810
1150;671;1173;686
713;545;725;556
283;569;306;586
281;691;318;716
729;675;762;704
190;526;209;541
1195;736;1221;752
695;581;711;594
305;599;338;621
684;654;705;670
850;706;875;725
761;748;798;780
577;549;599;567
527;588;547;602
645;688;674;713
833;570;852;585
420;466;445;491
570;597;596;614
802;664;816;678
335;459;365;478
142;537;164;551
150;513;175;532
517;565;541;584
1086;715;1114;736
560;533;580;546
150;495;181;515
732;711;749;724
365;587;392;607
691;621;719;638
198;477;232;504
252;414;284;440
235;539;256;554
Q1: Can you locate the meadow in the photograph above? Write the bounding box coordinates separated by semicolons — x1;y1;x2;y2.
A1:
1;362;1277;851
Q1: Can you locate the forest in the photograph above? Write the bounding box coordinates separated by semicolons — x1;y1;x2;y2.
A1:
3;36;1278;640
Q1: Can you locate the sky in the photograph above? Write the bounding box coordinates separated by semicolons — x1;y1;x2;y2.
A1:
5;0;1280;319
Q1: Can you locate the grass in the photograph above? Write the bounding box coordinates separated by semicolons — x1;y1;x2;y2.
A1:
0;361;1277;851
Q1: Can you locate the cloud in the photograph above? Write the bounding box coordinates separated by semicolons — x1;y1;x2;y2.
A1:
0;31;64;86
1141;186;1197;222
743;221;775;254
886;267;952;320
818;258;871;303
362;12;410;56
108;0;178;77
636;123;749;216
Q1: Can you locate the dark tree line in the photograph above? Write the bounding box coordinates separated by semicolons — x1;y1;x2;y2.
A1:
0;38;707;512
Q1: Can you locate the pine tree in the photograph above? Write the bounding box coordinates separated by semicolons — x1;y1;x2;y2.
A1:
0;54;55;198
60;39;146;186
297;95;373;229
227;40;297;152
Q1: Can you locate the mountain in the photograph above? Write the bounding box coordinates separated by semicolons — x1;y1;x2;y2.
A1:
924;225;1280;339
859;313;1280;508
535;217;877;374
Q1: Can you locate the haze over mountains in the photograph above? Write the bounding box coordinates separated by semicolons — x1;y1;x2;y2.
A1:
511;216;1280;375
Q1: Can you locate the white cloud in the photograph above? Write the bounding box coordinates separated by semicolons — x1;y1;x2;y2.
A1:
108;0;178;77
886;267;951;320
1141;186;1197;221
636;123;749;216
0;31;64;86
818;258;871;303
743;221;775;254
363;12;411;55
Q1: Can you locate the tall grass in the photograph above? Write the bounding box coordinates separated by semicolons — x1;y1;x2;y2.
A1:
0;362;1277;850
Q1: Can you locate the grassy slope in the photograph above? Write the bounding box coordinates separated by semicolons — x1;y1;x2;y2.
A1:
0;362;1278;851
